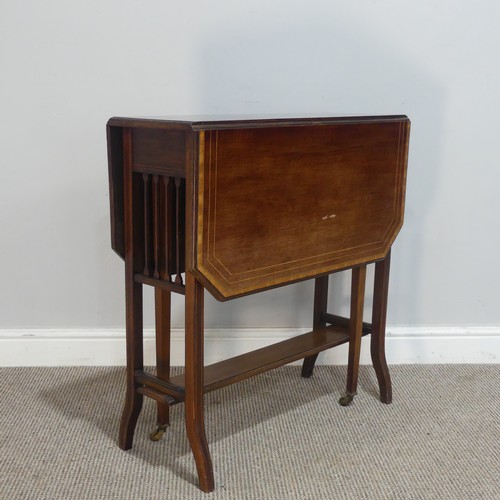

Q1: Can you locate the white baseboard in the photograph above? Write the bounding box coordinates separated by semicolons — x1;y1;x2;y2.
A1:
0;326;498;367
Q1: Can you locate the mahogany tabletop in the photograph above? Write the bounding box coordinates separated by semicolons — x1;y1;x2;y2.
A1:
108;115;410;300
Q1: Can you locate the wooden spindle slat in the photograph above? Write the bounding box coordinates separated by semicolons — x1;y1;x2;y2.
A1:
175;177;183;285
179;178;186;275
162;176;173;282
142;173;151;276
152;174;160;279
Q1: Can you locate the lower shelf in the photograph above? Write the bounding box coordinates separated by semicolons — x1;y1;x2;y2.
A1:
170;324;355;394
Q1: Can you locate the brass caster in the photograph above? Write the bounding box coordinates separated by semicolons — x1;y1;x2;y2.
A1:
149;424;168;441
338;393;356;407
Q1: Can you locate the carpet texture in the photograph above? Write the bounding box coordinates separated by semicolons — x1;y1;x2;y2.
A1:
0;365;498;499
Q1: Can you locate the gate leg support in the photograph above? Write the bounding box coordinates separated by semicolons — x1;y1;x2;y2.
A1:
150;288;171;441
339;265;366;406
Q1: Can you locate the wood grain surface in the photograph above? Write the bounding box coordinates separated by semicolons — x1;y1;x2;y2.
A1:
195;119;410;299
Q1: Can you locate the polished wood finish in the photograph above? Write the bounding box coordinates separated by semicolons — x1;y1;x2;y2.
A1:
345;265;367;399
107;115;410;492
155;288;171;425
134;274;185;294
184;272;214;492
371;251;393;404
108;115;410;270
324;312;372;335
174;177;185;284
132;127;186;176
142;173;152;276
137;385;175;406
135;370;185;402
107;124;125;258
118;128;144;450
301;276;329;378
170;323;362;393
195;120;409;299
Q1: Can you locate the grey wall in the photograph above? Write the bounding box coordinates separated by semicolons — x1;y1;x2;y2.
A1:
1;1;499;329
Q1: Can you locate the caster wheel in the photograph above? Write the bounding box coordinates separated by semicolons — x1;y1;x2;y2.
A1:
338;393;355;407
149;424;168;441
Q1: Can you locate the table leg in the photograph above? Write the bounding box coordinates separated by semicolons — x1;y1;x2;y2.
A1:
185;272;214;493
119;278;144;449
339;265;366;406
371;250;392;404
302;275;329;378
119;128;144;450
150;287;171;441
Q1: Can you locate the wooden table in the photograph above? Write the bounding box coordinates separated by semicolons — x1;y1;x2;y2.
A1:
107;115;411;492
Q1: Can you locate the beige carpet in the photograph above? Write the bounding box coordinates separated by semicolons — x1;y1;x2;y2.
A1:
0;365;498;499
